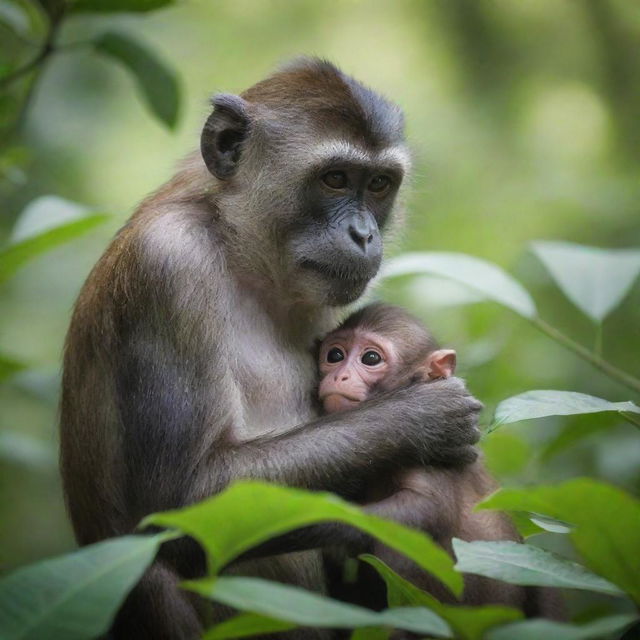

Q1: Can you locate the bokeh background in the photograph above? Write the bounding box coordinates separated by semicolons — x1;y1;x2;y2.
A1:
1;0;639;619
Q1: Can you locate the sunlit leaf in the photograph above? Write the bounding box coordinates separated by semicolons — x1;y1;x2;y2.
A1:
453;540;623;596
144;481;462;596
486;614;638;640
0;533;174;640
531;241;640;323
0;196;108;284
360;555;521;640
70;0;174;13
94;31;180;129
185;576;452;637
204;612;295;639
493;390;640;427
381;252;537;318
479;479;640;603
528;514;571;534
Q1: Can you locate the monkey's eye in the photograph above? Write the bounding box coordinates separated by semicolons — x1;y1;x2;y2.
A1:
361;350;382;366
327;347;345;363
322;171;348;190
368;175;391;194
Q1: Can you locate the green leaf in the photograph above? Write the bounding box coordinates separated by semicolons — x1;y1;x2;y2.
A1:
203;612;295;639
531;241;640;323
486;614;638;640
479;479;640;603
493;390;640;426
381;252;537;318
508;512;546;539
360;555;521;640
94;31;180;129
0;533;174;640
184;576;452;637
144;481;462;596
528;514;571;534
453;539;624;597
1;196;109;284
0;353;26;382
70;0;174;13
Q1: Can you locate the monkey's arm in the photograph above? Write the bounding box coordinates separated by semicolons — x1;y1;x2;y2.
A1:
216;381;481;497
102;215;479;523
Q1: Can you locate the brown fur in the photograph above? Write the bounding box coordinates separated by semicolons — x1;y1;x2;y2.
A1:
60;59;482;639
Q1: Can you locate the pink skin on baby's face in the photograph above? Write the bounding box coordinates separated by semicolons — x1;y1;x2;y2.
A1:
318;329;398;414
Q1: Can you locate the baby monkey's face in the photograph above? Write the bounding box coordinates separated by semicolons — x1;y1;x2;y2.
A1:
318;329;397;414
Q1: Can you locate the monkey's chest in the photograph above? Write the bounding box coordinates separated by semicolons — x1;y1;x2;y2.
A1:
230;334;317;439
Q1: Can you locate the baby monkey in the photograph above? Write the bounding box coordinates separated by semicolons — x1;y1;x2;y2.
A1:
318;303;537;611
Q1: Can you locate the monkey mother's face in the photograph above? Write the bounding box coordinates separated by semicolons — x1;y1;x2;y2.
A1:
285;153;404;306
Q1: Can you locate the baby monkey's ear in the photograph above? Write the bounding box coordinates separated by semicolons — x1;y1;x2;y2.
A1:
424;349;457;379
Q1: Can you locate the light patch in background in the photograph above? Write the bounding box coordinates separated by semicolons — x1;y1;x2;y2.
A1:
525;83;610;165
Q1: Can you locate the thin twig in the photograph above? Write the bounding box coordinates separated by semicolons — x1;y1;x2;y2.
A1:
531;316;640;396
0;11;64;144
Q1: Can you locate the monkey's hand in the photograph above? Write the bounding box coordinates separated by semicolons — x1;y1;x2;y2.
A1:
405;376;482;468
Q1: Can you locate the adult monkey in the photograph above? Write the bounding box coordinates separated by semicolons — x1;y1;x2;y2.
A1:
60;58;482;639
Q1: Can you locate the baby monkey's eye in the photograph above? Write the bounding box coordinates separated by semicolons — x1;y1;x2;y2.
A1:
361;350;382;366
327;347;345;363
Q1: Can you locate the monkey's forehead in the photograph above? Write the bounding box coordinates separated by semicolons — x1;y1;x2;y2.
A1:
304;140;411;175
241;58;406;151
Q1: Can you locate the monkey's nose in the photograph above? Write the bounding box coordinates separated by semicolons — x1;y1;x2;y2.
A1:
348;219;374;253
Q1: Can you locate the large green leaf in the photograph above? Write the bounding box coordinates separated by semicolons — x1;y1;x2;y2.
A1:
492;390;640;428
0;196;108;284
0;533;173;640
360;555;521;640
486;615;638;640
452;539;623;596
94;31;180;129
185;576;452;638
70;0;174;13
381;252;537;318
144;481;462;595
479;479;640;603
531;241;640;323
204;613;295;639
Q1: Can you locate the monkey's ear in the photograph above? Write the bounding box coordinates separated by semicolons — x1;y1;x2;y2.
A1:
201;94;251;180
424;349;457;380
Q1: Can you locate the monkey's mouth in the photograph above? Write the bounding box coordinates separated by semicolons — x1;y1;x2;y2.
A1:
322;393;362;414
300;260;373;286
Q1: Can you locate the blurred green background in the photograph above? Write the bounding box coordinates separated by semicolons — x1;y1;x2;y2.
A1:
1;0;639;603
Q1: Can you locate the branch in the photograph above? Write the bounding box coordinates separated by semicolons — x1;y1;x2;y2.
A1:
531;317;640;396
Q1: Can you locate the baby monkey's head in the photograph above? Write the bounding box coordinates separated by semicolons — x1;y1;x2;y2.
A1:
318;303;457;414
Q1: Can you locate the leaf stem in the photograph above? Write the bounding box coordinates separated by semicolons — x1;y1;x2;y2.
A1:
530;317;640;396
0;8;65;144
620;412;640;430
